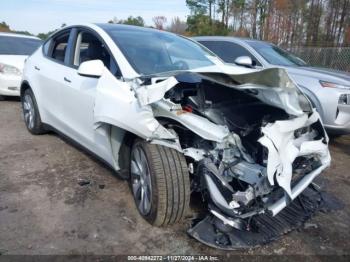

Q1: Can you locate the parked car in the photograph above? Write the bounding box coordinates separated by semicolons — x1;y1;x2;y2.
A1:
194;36;350;135
21;24;330;249
0;33;42;97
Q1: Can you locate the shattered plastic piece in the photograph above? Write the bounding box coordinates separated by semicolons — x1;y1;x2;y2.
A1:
135;77;179;106
183;148;206;161
78;179;91;187
153;99;230;142
258;110;330;196
188;187;327;250
303;223;318;229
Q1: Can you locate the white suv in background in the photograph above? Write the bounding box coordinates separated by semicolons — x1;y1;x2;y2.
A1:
0;33;41;97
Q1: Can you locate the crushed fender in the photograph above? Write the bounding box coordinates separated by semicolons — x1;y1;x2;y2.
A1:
93;68;176;140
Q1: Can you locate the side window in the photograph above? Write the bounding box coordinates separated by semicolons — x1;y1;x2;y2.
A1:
51;32;70;62
199;41;261;66
42;40;51;56
73;31;121;77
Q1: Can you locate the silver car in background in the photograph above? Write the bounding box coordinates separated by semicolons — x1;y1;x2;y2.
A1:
194;36;350;135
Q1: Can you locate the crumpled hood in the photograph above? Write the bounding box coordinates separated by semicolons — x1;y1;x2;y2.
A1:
145;63;256;79
0;55;27;71
285;66;350;86
194;67;313;116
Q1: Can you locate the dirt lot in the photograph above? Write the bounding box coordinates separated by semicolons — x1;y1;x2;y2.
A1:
0;98;350;257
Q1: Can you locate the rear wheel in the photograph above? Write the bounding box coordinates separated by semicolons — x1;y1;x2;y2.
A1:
130;139;190;226
22;88;46;135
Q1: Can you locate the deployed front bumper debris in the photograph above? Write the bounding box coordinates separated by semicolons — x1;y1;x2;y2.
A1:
188;186;329;250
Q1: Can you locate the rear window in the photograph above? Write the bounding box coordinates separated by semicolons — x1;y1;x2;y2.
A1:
0;36;42;55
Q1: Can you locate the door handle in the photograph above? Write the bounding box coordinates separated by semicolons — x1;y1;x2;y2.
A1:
34;66;40;71
64;77;71;83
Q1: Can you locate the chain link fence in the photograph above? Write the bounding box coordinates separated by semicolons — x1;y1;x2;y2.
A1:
288;47;350;72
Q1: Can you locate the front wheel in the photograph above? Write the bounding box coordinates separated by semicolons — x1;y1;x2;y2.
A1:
21;88;46;135
130;140;190;226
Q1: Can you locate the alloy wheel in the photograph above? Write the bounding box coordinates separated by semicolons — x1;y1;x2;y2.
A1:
131;145;152;216
23;94;35;130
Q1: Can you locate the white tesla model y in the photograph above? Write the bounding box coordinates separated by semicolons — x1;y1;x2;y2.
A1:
21;23;331;249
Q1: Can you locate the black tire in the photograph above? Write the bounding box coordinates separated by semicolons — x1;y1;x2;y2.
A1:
130;139;190;226
21;88;46;135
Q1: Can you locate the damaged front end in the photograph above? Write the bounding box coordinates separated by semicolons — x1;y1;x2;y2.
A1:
186;106;330;249
96;67;331;249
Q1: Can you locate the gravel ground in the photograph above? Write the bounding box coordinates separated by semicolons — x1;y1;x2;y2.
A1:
0;98;349;257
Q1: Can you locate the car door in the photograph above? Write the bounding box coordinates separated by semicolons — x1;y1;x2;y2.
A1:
36;29;74;130
59;27;122;158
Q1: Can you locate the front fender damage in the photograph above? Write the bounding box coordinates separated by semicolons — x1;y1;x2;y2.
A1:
93;67;332;249
94;68;176;141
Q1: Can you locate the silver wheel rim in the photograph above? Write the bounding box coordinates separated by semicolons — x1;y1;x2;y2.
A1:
23;94;35;130
131;145;152;216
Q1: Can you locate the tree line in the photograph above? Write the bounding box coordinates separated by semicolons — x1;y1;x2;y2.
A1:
1;0;349;48
185;0;350;48
0;17;186;40
0;21;66;40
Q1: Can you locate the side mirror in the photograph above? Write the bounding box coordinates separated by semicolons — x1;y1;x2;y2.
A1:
78;60;104;78
234;56;253;68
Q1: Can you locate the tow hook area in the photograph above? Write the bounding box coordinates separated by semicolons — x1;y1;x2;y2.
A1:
187;186;331;250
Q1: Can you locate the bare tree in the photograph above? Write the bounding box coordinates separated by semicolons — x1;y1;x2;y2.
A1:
167;17;187;34
153;16;167;30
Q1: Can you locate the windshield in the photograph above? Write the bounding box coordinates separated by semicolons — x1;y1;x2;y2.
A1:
248;41;307;67
0;36;42;56
103;26;215;75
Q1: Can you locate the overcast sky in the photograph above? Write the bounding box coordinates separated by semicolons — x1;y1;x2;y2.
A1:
2;0;189;34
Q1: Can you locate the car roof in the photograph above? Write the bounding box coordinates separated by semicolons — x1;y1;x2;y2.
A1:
95;23;159;32
55;23;177;38
192;36;270;46
0;32;40;40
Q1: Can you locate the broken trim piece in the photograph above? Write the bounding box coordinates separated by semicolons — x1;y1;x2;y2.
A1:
153;99;230;142
267;164;328;216
258;110;330;196
188;187;327;250
135;76;179;106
